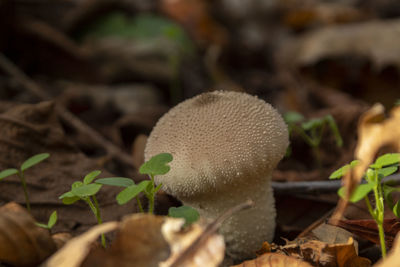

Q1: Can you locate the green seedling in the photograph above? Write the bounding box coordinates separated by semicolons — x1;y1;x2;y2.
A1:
36;210;57;230
99;153;173;214
168;206;199;227
0;153;50;211
60;170;108;247
330;153;400;258
95;177;149;213
284;112;343;167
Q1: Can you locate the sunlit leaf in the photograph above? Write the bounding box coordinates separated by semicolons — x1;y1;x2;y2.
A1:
338;183;374;203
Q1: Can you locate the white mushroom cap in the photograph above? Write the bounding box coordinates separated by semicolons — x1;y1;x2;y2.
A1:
144;91;289;259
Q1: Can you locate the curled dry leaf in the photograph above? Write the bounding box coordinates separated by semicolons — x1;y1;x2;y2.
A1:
275;237;370;267
79;213;224;267
278;19;400;70
0;202;56;267
231;253;313;267
42;222;119;267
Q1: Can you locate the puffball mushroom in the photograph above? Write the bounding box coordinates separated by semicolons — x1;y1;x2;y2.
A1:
144;91;289;260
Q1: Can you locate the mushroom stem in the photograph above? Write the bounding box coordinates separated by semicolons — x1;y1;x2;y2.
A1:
180;176;275;260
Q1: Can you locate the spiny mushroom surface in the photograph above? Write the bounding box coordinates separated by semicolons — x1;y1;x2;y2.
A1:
144;91;289;260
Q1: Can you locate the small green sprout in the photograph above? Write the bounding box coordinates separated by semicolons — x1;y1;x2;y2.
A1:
102;153;173;213
330;153;400;258
168;206;199;227
60;170;108;247
284;112;343;167
36;210;57;230
0;153;50;211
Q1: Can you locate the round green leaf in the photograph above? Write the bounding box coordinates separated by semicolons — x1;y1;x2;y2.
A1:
373;153;400;169
95;177;134;187
21;153;50;172
72;184;102;198
168;206;199;227
338;183;374;203
83;170;101;185
139;153;173;176
116;180;150;205
0;168;18;180
72;181;83;189
378;166;398;178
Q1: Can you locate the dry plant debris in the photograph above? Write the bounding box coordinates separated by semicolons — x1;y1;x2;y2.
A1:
43;213;224;267
0;202;56;267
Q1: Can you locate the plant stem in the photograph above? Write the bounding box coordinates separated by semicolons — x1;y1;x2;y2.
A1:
372;170;387;258
136;196;144;213
18;172;31;212
148;175;155;214
87;197;106;248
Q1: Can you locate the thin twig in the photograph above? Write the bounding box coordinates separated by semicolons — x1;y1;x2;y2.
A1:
169;199;254;267
272;174;400;195
0;53;134;168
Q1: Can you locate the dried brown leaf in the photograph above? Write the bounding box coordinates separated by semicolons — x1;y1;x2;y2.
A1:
275;237;370;267
278;19;400;70
231;253;313;267
0;202;56;267
42;222;118;267
80;214;224;267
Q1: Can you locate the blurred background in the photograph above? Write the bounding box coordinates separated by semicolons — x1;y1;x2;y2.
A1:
1;0;400;246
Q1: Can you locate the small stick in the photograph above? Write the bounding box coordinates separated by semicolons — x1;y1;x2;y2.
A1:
0;53;134;169
169;199;254;267
272;174;400;195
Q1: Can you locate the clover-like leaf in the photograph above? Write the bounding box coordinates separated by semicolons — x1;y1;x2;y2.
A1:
116;180;150;205
371;153;400;169
83;170;101;185
329;160;360;179
168;206;199;227
72;184;102;198
378;166;398;178
59;191;80;204
21;153;50;172
139;153;173;176
338;183;374;203
72;181;83;189
95;177;134;187
0;168;18;180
